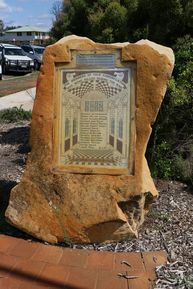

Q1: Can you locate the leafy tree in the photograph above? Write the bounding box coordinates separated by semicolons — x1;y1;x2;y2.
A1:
0;20;4;33
50;0;193;186
50;0;90;40
147;35;193;185
50;0;193;45
132;0;184;44
88;1;128;42
50;1;63;22
50;0;138;42
50;13;70;40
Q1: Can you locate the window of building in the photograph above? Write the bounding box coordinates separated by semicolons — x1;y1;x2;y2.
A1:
17;32;22;36
27;32;32;36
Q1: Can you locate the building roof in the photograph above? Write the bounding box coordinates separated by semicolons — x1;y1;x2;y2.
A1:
6;26;49;33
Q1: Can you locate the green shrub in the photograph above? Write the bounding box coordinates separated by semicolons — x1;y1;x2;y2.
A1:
147;35;193;185
0;106;32;123
148;141;173;180
174;145;193;185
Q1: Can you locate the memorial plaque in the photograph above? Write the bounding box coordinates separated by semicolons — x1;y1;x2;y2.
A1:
55;51;136;174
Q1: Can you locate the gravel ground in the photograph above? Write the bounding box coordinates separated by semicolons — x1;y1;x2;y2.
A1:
0;121;193;288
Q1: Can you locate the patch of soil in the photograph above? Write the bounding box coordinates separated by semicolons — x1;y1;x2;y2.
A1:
0;72;38;97
0;121;193;288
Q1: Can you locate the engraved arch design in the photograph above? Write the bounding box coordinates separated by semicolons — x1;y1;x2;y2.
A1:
64;72;127;99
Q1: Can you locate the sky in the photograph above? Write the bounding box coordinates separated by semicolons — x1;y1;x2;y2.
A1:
0;0;60;29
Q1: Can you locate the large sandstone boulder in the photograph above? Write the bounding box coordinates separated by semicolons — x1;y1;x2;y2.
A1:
5;36;174;243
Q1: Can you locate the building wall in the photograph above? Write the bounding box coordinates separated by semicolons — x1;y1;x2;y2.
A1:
0;31;49;45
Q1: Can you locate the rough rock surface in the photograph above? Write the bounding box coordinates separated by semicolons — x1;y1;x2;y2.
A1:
5;36;174;243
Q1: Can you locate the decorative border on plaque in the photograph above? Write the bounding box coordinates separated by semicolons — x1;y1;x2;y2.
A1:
59;68;131;169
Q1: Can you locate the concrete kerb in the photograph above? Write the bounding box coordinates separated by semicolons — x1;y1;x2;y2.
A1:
0;87;36;111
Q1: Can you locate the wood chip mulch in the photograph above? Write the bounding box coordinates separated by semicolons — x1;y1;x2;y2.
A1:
0;121;193;289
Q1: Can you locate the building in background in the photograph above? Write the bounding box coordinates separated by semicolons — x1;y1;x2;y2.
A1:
0;26;49;45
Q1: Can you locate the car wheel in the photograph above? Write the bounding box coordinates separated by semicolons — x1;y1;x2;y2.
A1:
34;60;39;70
2;64;6;74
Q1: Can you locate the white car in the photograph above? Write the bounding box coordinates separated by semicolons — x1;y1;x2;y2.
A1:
0;58;2;80
0;50;2;80
0;43;34;74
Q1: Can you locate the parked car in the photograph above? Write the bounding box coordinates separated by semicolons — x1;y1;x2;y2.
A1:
0;43;34;74
21;45;45;70
0;52;2;80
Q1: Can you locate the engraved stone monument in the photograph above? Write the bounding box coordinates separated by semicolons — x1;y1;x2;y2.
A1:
6;36;174;243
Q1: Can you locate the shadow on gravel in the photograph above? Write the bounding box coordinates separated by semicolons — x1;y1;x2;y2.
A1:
0;179;34;239
0;125;31;239
0;126;30;154
0;179;16;208
0;126;30;145
3;72;29;77
0;180;17;232
12;158;26;166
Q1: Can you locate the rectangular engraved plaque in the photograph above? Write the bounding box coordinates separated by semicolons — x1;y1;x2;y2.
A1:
55;51;135;174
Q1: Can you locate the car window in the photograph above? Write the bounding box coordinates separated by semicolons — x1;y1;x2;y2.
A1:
5;48;25;56
34;48;44;54
23;46;33;53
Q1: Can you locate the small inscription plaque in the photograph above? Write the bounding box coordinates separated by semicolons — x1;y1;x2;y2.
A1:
58;53;134;171
77;54;115;67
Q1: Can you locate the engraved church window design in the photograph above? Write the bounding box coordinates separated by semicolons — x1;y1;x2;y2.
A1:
85;101;89;112
65;118;70;138
111;118;115;135
90;101;95;112
98;101;103;112
73;118;78;145
118;118;123;139
73;118;77;134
